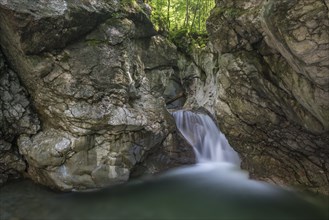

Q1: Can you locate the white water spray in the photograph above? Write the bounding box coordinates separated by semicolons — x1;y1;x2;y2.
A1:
172;110;241;166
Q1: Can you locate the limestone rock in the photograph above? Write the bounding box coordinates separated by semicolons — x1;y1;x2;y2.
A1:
0;0;194;190
201;0;329;194
0;0;120;54
0;49;40;185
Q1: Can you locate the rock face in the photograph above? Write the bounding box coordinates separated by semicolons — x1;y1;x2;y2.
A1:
0;49;40;185
0;0;194;190
1;0;327;195
190;0;329;194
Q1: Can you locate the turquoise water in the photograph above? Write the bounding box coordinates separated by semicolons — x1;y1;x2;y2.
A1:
1;111;327;219
1;163;327;220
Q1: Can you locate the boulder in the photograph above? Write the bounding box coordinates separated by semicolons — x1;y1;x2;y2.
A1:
0;0;194;190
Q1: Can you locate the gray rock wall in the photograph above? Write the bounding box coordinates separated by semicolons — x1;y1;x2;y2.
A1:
197;0;329;194
0;0;194;191
0;49;40;185
1;0;327;195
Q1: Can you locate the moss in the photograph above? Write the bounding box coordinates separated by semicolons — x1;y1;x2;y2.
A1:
226;8;243;17
211;7;225;16
121;0;135;6
60;52;70;62
112;11;124;19
85;39;107;47
169;29;208;54
120;0;142;12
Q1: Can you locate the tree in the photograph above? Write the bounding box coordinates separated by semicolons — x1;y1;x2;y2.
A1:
149;0;215;35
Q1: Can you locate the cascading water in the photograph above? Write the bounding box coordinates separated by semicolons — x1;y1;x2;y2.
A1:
1;114;325;220
172;110;241;166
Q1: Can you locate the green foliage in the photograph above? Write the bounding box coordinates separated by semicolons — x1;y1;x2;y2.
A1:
169;28;208;53
149;0;214;50
121;0;135;6
121;0;142;11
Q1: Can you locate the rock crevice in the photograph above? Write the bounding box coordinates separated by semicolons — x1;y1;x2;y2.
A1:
200;0;329;194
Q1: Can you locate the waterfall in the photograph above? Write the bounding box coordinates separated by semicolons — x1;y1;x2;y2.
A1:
172;110;241;166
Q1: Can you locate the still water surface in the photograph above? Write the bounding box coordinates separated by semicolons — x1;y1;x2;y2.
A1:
1;162;328;220
1;110;328;219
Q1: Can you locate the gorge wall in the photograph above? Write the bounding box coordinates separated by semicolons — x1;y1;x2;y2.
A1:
177;0;328;194
0;0;194;190
0;0;328;195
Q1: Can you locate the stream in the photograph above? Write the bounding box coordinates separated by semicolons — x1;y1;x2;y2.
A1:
0;110;328;220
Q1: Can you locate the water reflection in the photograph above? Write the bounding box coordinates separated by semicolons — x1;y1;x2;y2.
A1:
1;163;327;220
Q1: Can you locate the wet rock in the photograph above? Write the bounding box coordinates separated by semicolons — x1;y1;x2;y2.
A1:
0;49;40;185
130;114;196;178
201;0;329;194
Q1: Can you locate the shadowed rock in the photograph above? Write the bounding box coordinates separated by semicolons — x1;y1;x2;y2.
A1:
178;0;329;194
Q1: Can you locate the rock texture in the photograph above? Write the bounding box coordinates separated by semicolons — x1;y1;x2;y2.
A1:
184;0;329;194
0;49;40;185
1;0;327;195
0;0;194;191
